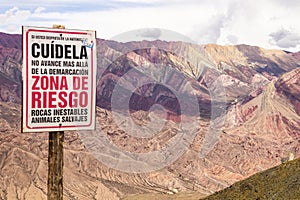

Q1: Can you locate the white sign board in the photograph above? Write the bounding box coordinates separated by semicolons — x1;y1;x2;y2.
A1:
22;26;97;132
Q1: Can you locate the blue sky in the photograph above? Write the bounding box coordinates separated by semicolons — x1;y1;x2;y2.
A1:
1;0;300;52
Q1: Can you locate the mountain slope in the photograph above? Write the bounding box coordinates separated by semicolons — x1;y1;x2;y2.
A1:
202;156;300;200
200;68;300;188
224;68;300;138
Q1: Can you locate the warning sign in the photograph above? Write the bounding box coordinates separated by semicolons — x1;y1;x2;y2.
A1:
22;26;97;132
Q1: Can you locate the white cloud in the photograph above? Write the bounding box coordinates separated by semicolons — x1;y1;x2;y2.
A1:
34;7;46;14
269;28;300;48
0;7;31;32
0;6;64;32
189;14;226;44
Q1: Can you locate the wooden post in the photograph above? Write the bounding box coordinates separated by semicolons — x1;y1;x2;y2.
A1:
48;24;65;200
48;131;64;200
